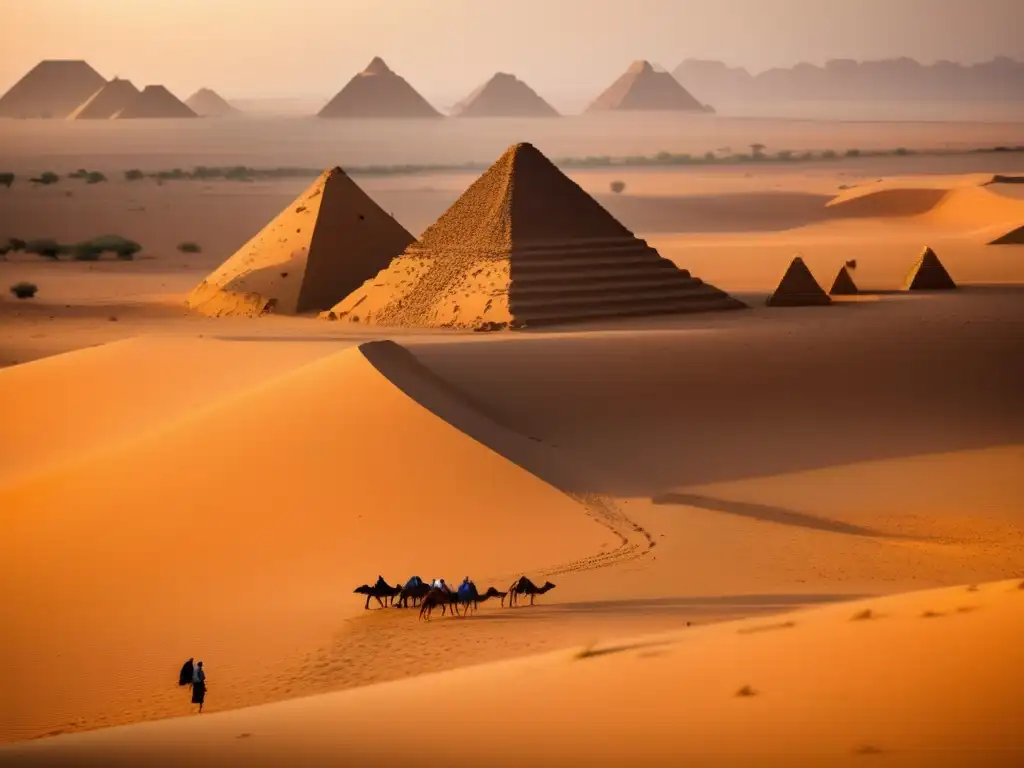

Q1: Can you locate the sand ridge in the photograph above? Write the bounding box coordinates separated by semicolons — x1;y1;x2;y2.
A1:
113;85;197;119
587;59;708;113
0;60;106;119
67;78;139;120
186;167;415;316
317;57;441;119
324;142;744;328
451;72;559;118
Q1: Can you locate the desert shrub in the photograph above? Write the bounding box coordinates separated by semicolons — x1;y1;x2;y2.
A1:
69;169;89;179
81;235;142;260
177;241;202;253
85;171;107;184
24;238;63;259
749;143;767;159
822;149;838;160
610;180;626;194
72;242;102;261
845;148;861;158
10;282;38;299
224;166;253;182
703;151;716;162
775;150;794;161
7;237;26;252
894;147;912;156
125;169;144;181
30;172;60;185
0;173;13;188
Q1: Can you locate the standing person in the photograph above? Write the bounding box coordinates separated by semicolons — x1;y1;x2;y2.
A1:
191;660;207;713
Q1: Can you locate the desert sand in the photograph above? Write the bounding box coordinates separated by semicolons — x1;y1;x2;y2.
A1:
1;106;1022;765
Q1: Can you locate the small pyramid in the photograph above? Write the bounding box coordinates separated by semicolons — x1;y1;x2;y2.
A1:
766;257;831;307
587;60;707;113
323;143;744;329
989;224;1024;245
114;85;197;119
185;88;238;117
318;57;440;118
829;265;859;295
451;73;559;118
904;247;956;291
68;78;140;120
0;60;106;119
187;168;415;317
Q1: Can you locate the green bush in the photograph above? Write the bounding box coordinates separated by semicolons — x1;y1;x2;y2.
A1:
24;238;63;259
609;180;626;194
177;241;202;253
69;169;89;179
72;242;102;261
0;173;13;188
10;282;38;299
125;169;144;181
85;171;107;184
29;171;60;185
79;235;142;260
7;237;26;252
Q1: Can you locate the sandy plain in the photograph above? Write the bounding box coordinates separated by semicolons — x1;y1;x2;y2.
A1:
0;113;1022;765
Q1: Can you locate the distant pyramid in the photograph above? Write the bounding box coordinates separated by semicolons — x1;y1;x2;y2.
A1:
766;257;831;306
587;60;707;113
187;167;415;317
828;265;859;295
114;85;197;119
318;57;441;118
322;143;744;329
451;73;559;117
903;247;956;290
67;78;140;120
0;60;106;119
185;88;238;117
989;224;1024;245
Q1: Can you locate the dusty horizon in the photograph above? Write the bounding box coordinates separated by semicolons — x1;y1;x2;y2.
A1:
2;0;1023;102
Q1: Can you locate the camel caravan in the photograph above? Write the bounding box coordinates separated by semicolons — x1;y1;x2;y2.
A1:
353;576;557;619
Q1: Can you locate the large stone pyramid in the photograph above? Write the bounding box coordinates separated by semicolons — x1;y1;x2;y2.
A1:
67;78;140;120
989;225;1024;245
587;60;708;113
829;265;859;295
114;85;197;119
0;60;106;119
766;257;831;306
187;167;415;317
451;73;558;117
322;143;744;329
318;57;440;118
903;247;956;290
185;88;238;117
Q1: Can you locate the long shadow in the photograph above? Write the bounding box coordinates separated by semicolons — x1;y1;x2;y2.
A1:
651;492;891;538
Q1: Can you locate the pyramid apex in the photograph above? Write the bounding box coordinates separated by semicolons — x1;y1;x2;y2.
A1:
628;60;655;74
364;57;393;75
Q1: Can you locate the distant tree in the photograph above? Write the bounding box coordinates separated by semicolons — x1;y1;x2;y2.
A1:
85;171;107;184
775;150;795;161
7;238;26;252
845;149;861;158
69;169;89;179
24;238;62;259
610;180;626;194
894;147;912;156
29;172;60;185
10;282;38;299
0;173;14;188
703;151;716;162
822;149;838;159
125;169;144;181
177;242;202;253
749;143;767;159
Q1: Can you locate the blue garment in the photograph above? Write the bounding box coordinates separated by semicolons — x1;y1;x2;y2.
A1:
405;576;423;590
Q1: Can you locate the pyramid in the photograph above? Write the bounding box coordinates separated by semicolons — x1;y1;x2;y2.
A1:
587;60;707;113
0;60;106;119
766;257;832;307
67;78;140;120
451;73;559;117
318;57;441;118
322;143;745;329
989;224;1024;245
829;265;859;295
903;247;956;291
185;88;238;117
114;85;197;119
187;167;415;317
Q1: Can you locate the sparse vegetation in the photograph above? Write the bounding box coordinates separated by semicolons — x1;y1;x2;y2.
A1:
7;238;26;252
29;172;60;185
775;150;794;161
609;180;626;194
69;169;89;179
749;143;767;159
10;282;38;299
24;238;63;259
845;149;861;158
125;169;144;181
177;241;202;253
82;235;142;260
85;171;107;184
821;149;838;160
0;173;13;188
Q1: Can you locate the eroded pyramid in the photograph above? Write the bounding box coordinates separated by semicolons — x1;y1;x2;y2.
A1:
323;143;745;329
587;60;707;113
185;88;238;117
0;60;106;119
989;225;1024;245
68;78;140;120
766;257;831;307
318;57;440;118
114;85;197;119
451;73;558;117
187;168;415;317
829;265;859;295
904;247;956;290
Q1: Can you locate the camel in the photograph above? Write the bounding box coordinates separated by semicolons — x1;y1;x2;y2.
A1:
418;585;458;620
396;580;431;608
504;576;556;607
353;578;402;610
456;582;507;614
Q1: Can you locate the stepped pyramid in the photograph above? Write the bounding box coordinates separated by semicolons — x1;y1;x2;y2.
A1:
0;60;106;118
829;265;859;295
989;224;1024;245
187;167;414;317
766;257;831;306
587;60;708;113
68;78;139;120
114;85;197;119
904;247;956;290
322;143;744;329
451;73;558;117
185;88;238;116
318;57;440;118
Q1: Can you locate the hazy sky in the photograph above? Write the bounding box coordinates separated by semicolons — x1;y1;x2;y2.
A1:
2;0;1022;102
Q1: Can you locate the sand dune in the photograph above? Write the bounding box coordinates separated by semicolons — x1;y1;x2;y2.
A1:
0;339;617;743
4;579;1020;767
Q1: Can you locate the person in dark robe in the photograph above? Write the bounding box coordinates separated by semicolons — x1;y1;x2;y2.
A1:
191;660;207;713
